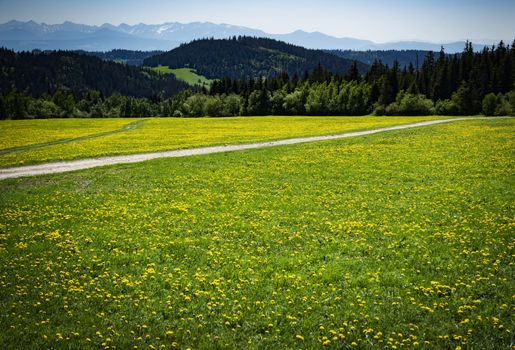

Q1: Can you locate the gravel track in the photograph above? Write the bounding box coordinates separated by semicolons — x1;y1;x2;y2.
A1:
0;118;471;180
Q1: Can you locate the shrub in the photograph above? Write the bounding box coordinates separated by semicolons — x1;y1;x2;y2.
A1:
482;93;500;116
450;82;481;115
29;99;60;118
482;92;514;116
435;99;460;115
182;94;209;117
495;97;512;116
205;96;225;117
283;89;306;115
223;94;243;116
504;90;515;115
385;91;435;116
372;103;386;116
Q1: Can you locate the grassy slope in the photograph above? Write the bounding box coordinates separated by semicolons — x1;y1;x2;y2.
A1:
0;116;443;167
0;118;513;349
151;66;212;87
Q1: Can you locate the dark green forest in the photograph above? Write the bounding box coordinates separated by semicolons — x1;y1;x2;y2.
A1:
83;49;163;66
88;48;426;69
143;36;368;80
0;39;514;119
0;48;188;98
166;40;514;117
328;49;430;69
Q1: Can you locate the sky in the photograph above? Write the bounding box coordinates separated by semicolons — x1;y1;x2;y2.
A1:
0;0;514;43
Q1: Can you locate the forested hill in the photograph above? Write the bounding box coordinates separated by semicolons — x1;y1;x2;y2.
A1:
328;49;431;68
0;48;188;98
82;49;164;66
143;36;368;80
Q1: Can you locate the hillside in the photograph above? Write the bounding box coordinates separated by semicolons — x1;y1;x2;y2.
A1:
0;48;188;98
328;49;432;68
151;66;213;88
143;36;368;80
85;49;164;65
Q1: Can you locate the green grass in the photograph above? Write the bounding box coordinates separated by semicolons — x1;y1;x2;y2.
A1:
0;118;513;349
258;47;301;61
0;120;145;159
0;116;445;167
0;118;137;151
151;66;213;87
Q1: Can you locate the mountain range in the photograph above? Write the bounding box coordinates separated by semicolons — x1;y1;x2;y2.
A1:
0;20;496;53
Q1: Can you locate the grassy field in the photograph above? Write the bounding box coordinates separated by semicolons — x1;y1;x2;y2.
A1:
0;116;443;167
0;118;137;151
0;118;513;349
151;66;213;87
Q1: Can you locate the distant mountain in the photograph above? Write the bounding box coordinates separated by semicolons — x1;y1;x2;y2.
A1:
0;20;495;53
106;22;267;42
274;30;374;51
143;36;368;80
0;20;179;51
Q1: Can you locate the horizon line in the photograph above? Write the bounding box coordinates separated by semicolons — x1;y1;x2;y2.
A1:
0;19;510;45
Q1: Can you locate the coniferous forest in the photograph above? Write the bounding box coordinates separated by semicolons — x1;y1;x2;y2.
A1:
143;37;368;80
0;39;514;119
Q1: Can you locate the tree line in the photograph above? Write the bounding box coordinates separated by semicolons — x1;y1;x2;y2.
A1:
0;40;514;119
328;49;431;69
0;48;188;99
196;40;514;117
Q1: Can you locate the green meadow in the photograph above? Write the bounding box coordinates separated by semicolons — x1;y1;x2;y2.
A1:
151;66;213;87
0;118;513;349
0;116;442;167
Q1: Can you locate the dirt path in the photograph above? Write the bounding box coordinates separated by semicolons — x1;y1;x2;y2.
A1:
0;118;471;180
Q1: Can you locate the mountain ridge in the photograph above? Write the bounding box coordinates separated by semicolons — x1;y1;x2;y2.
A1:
0;20;496;53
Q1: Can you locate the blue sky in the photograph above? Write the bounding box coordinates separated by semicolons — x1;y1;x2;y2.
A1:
0;0;513;42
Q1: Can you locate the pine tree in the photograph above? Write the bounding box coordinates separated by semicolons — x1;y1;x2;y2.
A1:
433;47;449;100
379;61;399;105
0;95;7;120
419;51;434;96
345;61;360;81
